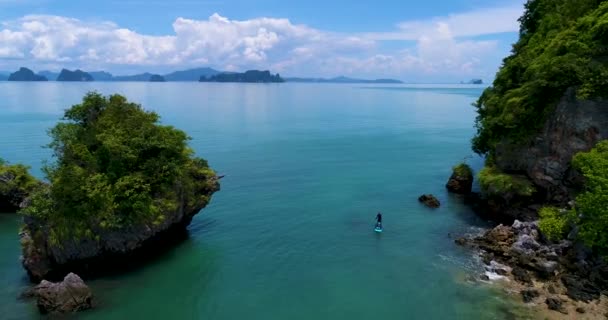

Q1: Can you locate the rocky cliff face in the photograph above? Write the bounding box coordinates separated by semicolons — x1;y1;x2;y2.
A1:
494;88;608;205
21;177;220;282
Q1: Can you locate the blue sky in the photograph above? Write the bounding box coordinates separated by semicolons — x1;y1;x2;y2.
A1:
0;0;524;82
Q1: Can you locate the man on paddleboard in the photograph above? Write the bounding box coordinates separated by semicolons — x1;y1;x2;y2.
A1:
375;212;382;228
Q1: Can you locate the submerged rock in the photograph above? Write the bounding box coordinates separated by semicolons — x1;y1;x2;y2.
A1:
418;194;440;208
33;273;92;314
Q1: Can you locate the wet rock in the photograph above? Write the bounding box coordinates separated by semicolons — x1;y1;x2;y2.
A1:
454;238;467;246
561;275;600;302
495;268;508;276
546;297;567;314
480;274;490;281
512;267;533;284
33;273;93;314
418;194;440;208
521;289;540;303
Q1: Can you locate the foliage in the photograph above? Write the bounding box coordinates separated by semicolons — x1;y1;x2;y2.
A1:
570;140;608;252
472;0;608;155
0;159;39;198
21;92;216;242
478;167;535;198
452;163;473;178
539;207;571;241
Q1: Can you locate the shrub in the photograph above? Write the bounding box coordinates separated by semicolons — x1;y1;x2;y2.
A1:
478;167;535;198
539;207;571;241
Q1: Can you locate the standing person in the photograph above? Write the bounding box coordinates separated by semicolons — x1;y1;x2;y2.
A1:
375;212;382;228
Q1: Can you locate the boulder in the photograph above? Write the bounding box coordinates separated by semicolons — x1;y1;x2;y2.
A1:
33;273;92;314
418;194;440;208
521;289;540;303
446;165;473;194
561;275;601;302
576;307;585;314
485;225;514;243
546;297;567;314
512;267;533;284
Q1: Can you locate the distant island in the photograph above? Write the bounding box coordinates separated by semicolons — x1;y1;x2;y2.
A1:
285;76;403;84
2;66;404;84
149;74;166;82
200;70;284;83
57;69;93;82
460;79;483;84
8;67;48;81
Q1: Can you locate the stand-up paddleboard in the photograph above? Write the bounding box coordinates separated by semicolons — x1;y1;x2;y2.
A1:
374;225;383;233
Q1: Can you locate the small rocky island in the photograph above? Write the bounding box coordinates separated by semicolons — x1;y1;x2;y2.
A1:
200;70;284;83
56;69;94;81
17;93;220;283
8;67;48;81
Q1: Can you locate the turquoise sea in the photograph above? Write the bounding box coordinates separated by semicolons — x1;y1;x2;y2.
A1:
0;82;528;319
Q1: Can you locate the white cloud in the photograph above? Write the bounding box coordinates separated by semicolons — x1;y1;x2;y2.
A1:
0;3;524;80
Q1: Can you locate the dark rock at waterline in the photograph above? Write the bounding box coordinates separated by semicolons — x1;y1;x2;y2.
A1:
512;267;533;284
521;289;540;303
446;167;473;194
495;268;508;276
21;176;220;281
546;297;567;314
561;275;601;302
454;238;467;246
480;274;490;281
418;194;440;208
33;273;92;314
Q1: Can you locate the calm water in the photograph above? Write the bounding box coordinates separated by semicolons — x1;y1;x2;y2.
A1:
0;82;528;319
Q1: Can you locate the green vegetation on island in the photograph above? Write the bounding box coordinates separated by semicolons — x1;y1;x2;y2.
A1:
471;0;608;253
200;70;284;83
0;158;39;212
477;166;536;198
539;141;608;252
472;0;608;155
21;92;218;243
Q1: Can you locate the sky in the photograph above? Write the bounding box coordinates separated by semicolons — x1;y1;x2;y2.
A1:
0;0;525;82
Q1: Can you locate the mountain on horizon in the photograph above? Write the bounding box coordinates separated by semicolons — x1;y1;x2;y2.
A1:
163;67;221;81
113;72;155;81
89;71;113;81
37;71;59;81
57;69;93;82
285;76;403;84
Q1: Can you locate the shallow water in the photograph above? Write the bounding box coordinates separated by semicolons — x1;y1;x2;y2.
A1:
0;82;527;319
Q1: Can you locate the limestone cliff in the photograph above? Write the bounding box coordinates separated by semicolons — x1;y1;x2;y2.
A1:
494;89;608;204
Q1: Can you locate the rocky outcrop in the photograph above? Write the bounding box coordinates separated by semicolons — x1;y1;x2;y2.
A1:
494;88;608;204
149;74;166;82
418;194;440;208
456;220;608;314
33;273;92;314
21;177;220;281
56;69;93;82
8;68;47;81
446;165;473;194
